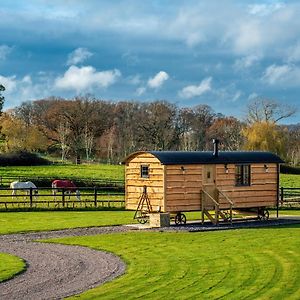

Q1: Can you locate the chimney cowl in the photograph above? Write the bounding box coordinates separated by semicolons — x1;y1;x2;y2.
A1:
213;139;219;158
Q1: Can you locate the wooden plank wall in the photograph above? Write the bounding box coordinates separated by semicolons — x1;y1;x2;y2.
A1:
125;155;278;213
217;163;278;209
125;153;164;211
165;164;202;212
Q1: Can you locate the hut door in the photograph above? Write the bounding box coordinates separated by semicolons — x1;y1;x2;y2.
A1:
203;165;216;186
202;165;217;205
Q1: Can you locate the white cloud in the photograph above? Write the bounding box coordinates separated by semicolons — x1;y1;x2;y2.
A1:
0;75;17;93
248;3;285;16
0;74;50;109
248;92;258;100
147;71;169;89
262;64;300;86
136;86;146;96
67;48;93;66
287;42;300;63
234;55;261;70
0;45;13;60
224;3;299;56
179;77;212;99
262;64;291;85
128;75;141;85
232;21;263;54
232;91;242;102
55;65;121;92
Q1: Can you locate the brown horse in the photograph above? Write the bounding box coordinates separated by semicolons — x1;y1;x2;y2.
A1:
51;180;81;200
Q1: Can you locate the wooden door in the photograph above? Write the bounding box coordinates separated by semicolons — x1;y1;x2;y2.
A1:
203;164;216;186
202;164;217;208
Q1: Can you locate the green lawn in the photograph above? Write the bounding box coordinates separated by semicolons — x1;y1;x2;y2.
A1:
46;225;300;300
0;211;135;234
0;209;299;235
0;253;26;282
0;164;124;183
280;174;300;188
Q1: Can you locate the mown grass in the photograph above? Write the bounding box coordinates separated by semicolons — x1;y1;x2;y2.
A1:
280;174;300;188
0;253;26;282
0;209;299;235
0;164;124;182
46;225;300;300
0;211;135;234
0;165;298;188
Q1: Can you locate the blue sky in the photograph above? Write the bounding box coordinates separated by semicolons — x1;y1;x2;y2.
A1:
0;0;299;123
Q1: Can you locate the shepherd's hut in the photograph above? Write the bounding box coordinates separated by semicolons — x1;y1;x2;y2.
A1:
124;139;284;225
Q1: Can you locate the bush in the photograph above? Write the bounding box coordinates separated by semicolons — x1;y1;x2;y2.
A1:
280;164;300;175
0;151;51;166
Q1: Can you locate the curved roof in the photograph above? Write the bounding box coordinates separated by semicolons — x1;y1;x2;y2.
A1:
123;151;284;165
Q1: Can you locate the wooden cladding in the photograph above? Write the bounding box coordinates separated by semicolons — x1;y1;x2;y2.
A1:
125;152;279;213
125;153;164;211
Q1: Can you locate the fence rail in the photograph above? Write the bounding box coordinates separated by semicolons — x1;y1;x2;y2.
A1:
0;176;124;188
280;187;300;208
0;186;125;210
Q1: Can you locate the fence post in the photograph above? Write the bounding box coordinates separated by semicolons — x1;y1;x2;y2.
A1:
29;187;33;208
94;187;97;208
280;187;284;206
62;188;65;207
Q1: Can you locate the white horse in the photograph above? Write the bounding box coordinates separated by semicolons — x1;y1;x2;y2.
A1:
10;181;38;199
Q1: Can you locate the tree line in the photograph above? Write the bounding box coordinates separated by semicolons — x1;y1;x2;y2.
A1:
0;94;299;165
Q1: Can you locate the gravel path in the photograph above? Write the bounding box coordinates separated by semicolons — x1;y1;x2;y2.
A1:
0;226;134;300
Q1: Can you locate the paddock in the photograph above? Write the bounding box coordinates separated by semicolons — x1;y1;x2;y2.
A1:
0;186;124;210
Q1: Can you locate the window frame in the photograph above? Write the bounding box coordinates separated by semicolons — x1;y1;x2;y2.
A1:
235;164;251;186
140;165;150;179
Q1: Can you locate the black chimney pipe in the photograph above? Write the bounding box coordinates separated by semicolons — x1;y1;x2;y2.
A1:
213;139;219;158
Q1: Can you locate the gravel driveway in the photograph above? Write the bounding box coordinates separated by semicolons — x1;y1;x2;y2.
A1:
0;226;134;300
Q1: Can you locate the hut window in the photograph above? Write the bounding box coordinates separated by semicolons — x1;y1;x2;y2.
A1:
140;165;149;178
235;165;250;186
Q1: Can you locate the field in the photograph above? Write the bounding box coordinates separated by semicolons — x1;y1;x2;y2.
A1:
0;253;25;282
0;164;124;184
0;164;298;187
0;211;134;234
280;174;300;188
0;187;125;210
47;225;300;299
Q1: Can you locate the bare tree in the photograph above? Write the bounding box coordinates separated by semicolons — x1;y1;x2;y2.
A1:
246;98;296;124
138;101;180;151
207;117;244;151
285;124;300;166
57;119;71;161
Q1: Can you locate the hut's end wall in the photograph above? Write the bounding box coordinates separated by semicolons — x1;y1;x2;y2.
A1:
125;153;164;211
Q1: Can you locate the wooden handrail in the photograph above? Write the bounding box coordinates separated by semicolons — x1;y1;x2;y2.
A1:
218;189;234;205
202;189;219;207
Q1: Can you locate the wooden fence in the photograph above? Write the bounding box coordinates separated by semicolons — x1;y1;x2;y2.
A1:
280;187;300;208
0;186;125;210
0;176;124;188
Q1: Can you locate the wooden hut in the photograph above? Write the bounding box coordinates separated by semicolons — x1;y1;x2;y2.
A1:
124;140;284;224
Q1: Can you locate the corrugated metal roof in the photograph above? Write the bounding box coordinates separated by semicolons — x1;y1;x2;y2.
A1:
149;151;284;165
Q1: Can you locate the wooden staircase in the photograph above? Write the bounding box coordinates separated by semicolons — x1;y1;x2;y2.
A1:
201;188;234;225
